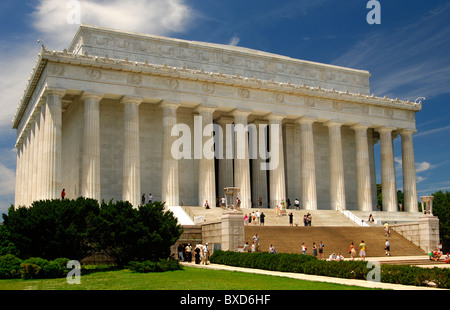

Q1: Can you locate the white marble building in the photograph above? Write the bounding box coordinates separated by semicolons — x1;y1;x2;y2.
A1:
12;25;421;212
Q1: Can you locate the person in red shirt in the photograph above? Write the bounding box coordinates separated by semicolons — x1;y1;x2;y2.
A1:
61;188;66;199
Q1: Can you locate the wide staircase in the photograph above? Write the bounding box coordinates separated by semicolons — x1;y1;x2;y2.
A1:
244;226;425;258
181;206;428;261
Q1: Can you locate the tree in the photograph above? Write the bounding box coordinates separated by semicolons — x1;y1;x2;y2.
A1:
431;190;450;252
2;197;99;260
88;200;183;267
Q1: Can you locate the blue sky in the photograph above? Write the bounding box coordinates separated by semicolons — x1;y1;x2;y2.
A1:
0;0;449;216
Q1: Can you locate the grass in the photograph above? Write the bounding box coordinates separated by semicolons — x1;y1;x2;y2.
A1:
0;266;377;290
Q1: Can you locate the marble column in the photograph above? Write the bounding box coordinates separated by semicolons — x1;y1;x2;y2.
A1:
378;127;398;212
352;124;373;211
298;117;317;210
36;102;46;201
233;110;251;209
251;120;268;208
161;102;180;207
31;112;40;203
197;106;216;208
43;89;64;200
217;117;234;200
325;121;346;211
267;114;286;209
23;128;31;206
400;129;418;212
122;97;142;207
81;93;102;202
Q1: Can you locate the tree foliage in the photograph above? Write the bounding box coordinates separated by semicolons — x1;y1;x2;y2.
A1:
1;198;183;267
432;190;450;252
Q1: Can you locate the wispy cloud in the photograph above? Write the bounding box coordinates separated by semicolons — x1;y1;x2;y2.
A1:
332;3;450;100
228;35;240;46
415;125;450;138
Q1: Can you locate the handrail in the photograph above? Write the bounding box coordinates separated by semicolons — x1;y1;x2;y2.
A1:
340;210;370;227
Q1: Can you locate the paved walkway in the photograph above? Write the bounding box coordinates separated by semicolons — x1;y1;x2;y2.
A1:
181;256;448;290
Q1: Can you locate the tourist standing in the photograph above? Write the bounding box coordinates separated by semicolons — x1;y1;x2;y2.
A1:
61;188;66;199
141;193;146;205
312;242;318;257
260;212;265;226
368;214;375;226
252;234;260;252
148;193;153;204
349;242;357;260
319;241;325;260
294;198;300;210
359;240;367;260
288;212;293;226
178;243;185;262
301;243;307;254
185;243;192;263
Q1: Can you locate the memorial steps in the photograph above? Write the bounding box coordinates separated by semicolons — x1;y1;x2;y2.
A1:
180;206;426;258
244;226;425;258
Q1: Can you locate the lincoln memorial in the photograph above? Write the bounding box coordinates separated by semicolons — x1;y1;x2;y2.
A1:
12;25;421;214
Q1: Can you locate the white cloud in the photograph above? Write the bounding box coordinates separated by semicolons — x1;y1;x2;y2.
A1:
228;35;240;46
416;161;431;173
31;0;193;49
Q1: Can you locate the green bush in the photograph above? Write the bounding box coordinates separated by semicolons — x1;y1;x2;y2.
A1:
210;250;450;289
21;257;70;279
128;259;182;273
0;254;22;279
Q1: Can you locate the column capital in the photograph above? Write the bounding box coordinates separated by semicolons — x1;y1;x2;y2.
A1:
399;128;417;136
266;113;285;123
195;104;217;114
217;116;234;125
232;109;251;118
324;120;344;128
375;126;396;134
44;87;66;98
296;116;316;125
81;92;103;102
160;101;180;110
350;123;370;131
121;96;143;105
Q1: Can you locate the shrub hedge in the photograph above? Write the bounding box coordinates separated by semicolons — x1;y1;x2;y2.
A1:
209;250;450;288
0;254;70;280
128;259;182;273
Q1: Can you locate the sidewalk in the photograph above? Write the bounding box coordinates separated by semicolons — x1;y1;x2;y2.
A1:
180;256;448;290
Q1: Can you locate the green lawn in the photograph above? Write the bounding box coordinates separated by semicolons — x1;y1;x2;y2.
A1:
0;266;377;290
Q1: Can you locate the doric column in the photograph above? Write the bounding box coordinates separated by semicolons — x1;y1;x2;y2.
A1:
122;96;142;207
217;117;234;200
36;102;46;201
31;112;40;203
43;89;64;200
267;114;286;209
352;124;373;211
377;127;398;212
81;93;102;202
325;121;346;211
197;106;216;208
233;110;251;209
161;102;180;207
400;129;418;212
23;128;32;206
14;142;24;207
298;117;317;210
251;120;268;208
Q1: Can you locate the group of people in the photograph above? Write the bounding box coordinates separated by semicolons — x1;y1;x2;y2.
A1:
244;211;265;225
428;249;450;262
177;243;210;265
141;193;153;205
